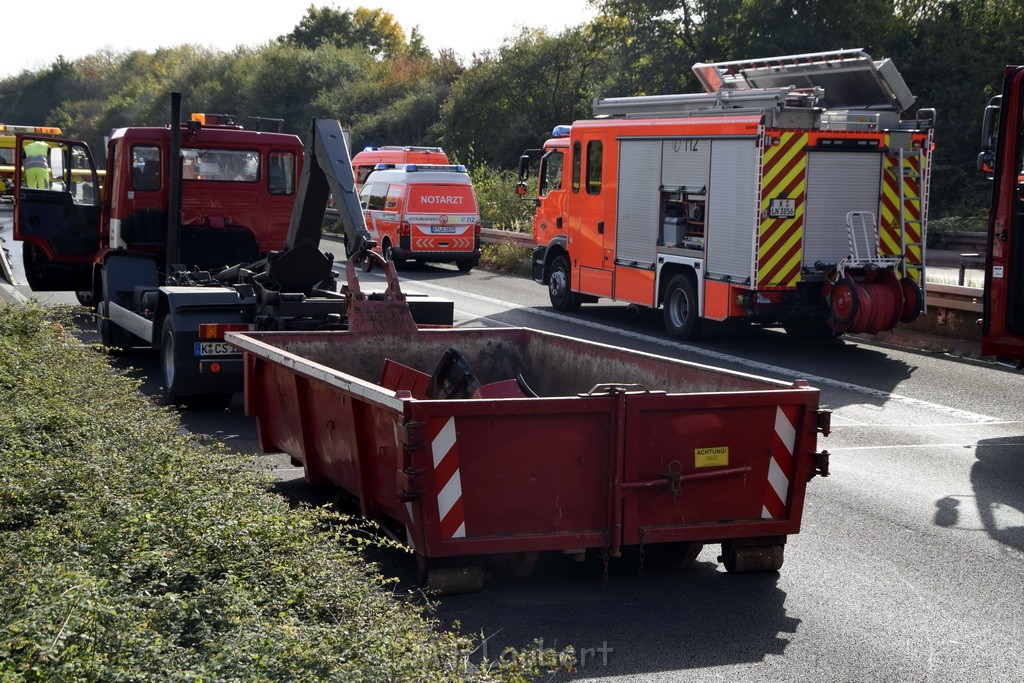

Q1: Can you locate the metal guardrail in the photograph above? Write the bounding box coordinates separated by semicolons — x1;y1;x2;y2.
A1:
927;282;982;313
480;227;533;248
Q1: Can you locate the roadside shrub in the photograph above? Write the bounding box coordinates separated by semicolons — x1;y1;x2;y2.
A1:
927;211;988;248
480;243;532;276
455;146;535;232
0;304;555;681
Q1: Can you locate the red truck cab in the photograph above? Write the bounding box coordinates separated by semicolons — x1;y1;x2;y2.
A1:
14;114;303;301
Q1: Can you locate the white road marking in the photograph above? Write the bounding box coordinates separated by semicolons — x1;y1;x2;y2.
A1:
365;273;1006;425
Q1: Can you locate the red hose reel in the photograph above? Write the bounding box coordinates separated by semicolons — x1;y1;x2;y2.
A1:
823;269;922;335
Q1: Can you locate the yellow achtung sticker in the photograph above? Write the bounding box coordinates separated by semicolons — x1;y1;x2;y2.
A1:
695;446;728;468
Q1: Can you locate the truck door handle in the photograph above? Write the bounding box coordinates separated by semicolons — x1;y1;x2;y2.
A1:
556;217;563;228
598;221;605;234
998;229;1009;242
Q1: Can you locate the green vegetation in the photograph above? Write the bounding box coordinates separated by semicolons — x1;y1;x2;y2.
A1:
480;243;533;276
0;304;554;681
2;1;1014;230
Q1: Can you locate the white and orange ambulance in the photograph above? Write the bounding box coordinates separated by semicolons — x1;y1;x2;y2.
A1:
352;145;448;191
359;163;481;272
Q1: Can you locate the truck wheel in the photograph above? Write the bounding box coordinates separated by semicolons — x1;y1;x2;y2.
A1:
160;317;231;410
97;298;132;353
160;317;183;405
662;273;701;340
548;254;581;311
456;260;475;273
75;290;95;307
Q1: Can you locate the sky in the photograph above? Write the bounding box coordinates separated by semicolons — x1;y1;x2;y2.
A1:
3;0;599;79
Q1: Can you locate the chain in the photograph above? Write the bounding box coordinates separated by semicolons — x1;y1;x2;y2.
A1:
667;460;683;506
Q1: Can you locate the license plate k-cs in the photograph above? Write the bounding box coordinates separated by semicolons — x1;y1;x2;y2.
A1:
195;341;237;356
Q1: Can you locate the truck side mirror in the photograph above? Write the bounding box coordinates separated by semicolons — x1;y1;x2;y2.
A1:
977;151;995;178
517;155;530;182
515;181;527;197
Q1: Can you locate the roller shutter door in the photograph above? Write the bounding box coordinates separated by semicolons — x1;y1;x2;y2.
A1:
615;140;661;268
804;152;882;267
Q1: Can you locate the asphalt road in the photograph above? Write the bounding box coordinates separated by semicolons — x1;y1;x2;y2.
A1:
3;208;1023;681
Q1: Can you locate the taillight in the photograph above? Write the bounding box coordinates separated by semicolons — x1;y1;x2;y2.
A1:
399;221;411;236
474;222;481;237
199;323;253;340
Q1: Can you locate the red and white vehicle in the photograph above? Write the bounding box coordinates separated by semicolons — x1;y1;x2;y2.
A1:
520;50;935;340
352;145;448;190
359;163;481;272
977;66;1024;365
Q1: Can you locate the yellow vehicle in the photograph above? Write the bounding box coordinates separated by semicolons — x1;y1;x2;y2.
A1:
1;123;105;200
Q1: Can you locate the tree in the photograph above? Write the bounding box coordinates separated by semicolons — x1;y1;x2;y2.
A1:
280;5;408;58
438;27;607;169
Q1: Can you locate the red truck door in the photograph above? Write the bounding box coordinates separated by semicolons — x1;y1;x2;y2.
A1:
13;135;101;292
982;65;1024;361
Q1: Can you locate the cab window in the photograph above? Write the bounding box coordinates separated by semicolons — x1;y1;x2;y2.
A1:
571;141;581;193
267;151;296;195
181;148;259;182
539;150;564;197
586;140;602;195
362;183;388;211
355;165;375;186
132;145;161;191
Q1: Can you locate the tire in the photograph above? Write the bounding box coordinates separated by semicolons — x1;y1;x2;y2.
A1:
383;241;406;270
96;297;131;353
548;254;581;312
160;317;182;406
161;317;231;410
456;260;475;273
662;273;701;340
75;289;95;307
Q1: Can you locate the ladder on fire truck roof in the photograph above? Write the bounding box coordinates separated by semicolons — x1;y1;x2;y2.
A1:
691;48;917;113
591;87;820;118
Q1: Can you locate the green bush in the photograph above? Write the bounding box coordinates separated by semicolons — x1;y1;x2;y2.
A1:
0;304;557;682
927;212;988;248
457;148;535;232
479;243;533;277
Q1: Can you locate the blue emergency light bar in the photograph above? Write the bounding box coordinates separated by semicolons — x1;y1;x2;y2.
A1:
552;125;571;137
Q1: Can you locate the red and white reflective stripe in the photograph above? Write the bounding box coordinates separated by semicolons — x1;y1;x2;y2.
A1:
762;406;798;519
431;416;466;538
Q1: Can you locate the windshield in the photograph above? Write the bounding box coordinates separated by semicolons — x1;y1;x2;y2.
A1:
182;148;259;182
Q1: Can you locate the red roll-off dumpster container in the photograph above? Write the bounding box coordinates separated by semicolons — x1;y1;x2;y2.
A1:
229;326;829;589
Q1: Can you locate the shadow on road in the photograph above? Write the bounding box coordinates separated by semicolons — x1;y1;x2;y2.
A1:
971;435;1024;552
426;554;799;678
933;435;1024;554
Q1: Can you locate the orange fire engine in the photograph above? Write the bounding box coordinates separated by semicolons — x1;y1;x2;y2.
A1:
519;49;935;340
